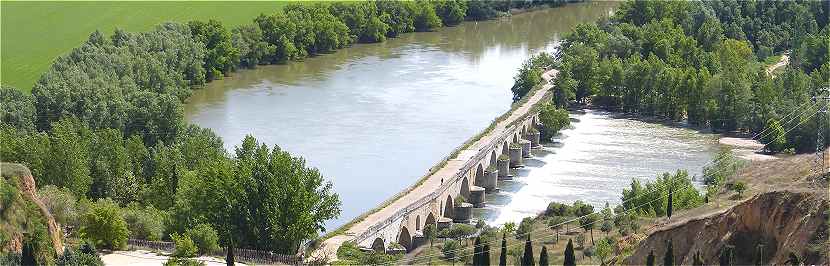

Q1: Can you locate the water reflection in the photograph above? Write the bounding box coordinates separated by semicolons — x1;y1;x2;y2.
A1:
184;2;618;229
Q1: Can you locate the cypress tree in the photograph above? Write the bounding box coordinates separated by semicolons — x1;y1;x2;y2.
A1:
500;233;508;266
693;251;704;266
522;235;534;266
483;244;491;266
474;237;482;266
663;239;674;266
667;188;673;218
539;246;549;266
646;250;655;266
563;239;576;266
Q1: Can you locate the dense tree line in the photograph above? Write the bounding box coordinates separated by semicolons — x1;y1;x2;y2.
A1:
536;0;829;154
2;1;592;259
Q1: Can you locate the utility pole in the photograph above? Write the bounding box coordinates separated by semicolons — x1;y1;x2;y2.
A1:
813;87;830;178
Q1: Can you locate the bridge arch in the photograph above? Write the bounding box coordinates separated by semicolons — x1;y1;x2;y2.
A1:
372;238;385;252
398;226;412;251
415;215;421;231
490;150;497;166
513;133;518;143
502;141;509;155
425;213;436;228
444;195;454;218
460;176;471;200
474;164;485;187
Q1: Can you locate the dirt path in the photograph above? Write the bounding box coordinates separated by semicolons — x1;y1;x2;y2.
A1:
765;54;789;76
318;70;558;260
101;250;246;266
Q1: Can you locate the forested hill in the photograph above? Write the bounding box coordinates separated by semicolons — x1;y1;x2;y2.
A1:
514;0;828;154
0;1;581;264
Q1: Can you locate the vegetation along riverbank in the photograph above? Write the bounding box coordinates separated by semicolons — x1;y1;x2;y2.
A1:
393;0;828;265
0;1;584;265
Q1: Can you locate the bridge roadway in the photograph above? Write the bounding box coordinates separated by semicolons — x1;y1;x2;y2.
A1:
318;69;559;260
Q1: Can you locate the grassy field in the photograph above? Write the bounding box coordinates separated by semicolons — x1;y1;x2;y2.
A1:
1;1;289;92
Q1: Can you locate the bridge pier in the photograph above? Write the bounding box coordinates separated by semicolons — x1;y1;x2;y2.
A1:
509;144;524;168
412;232;426;250
469;186;486;208
520;139;532;158
483;168;499;192
453;203;473;223
526;130;541;148
497;156;511;180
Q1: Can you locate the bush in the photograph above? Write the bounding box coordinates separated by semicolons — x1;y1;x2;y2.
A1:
439;223;476;240
732;181;747;197
442;240;462;262
454;195;466;205
122;203;166;241
164;257;206;266
171;233;198;258
185;224;219;255
38;185;77;226
80;198;129;250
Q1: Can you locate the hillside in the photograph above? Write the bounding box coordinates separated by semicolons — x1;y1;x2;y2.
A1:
0;163;63;262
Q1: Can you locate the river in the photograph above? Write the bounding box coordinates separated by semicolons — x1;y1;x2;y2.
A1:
479;110;719;225
183;2;708;231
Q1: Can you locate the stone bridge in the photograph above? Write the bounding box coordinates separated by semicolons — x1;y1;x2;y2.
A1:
320;70;558;258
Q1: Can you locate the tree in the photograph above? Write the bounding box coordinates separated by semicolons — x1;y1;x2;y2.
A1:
547;216;567;243
539;246;549;266
442;240;462;262
761;118;787;153
667;186;673;218
521;235;534;266
500;233;508;266
579;214;598;245
646;250;655;266
186;223;220;255
80;198;129;250
424;224;437;248
600;220;613;238
226;238;235;266
171;233;198;258
663;239;674;266
538;104;571;140
563;239;576;266
595;238;612;265
474;237;482;266
483;244;491;266
732;181;747;198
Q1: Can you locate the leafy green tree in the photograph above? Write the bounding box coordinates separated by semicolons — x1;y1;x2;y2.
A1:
579;214;598;245
231;24;275;68
189;19;240;80
563;239;576;266
595;238;612;265
433;0;467;26
38;185;78;227
186;223;220;255
424;223;437;248
122;204;166;241
442;240;462;262
414;0;441;32
547;216;567;243
171;233;198;258
80;198;129;250
0;86;36;132
761;118;787;153
47;118;92;197
667;187;673;218
538;104;571;140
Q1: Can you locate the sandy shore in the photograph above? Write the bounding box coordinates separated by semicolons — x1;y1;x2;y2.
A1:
101;250;245;266
718;136;778;161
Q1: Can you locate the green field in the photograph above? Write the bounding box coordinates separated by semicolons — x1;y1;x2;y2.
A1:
1;1;289;91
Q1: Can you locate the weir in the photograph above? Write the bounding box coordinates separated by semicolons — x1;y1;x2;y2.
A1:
318;70;558;258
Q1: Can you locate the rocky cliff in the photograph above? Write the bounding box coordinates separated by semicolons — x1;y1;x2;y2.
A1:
624;191;828;265
1;163;63;255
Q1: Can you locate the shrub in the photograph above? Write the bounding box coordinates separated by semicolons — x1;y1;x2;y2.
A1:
454;195;466;205
122;203;166;241
171;233;198;258
80;198;128;250
164;257;206;266
442;240;462;261
38;185;77;226
439;223;476;240
185;224;219;255
732;181;747;197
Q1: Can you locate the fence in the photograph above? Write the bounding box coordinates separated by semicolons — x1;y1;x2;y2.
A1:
127;239;302;265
